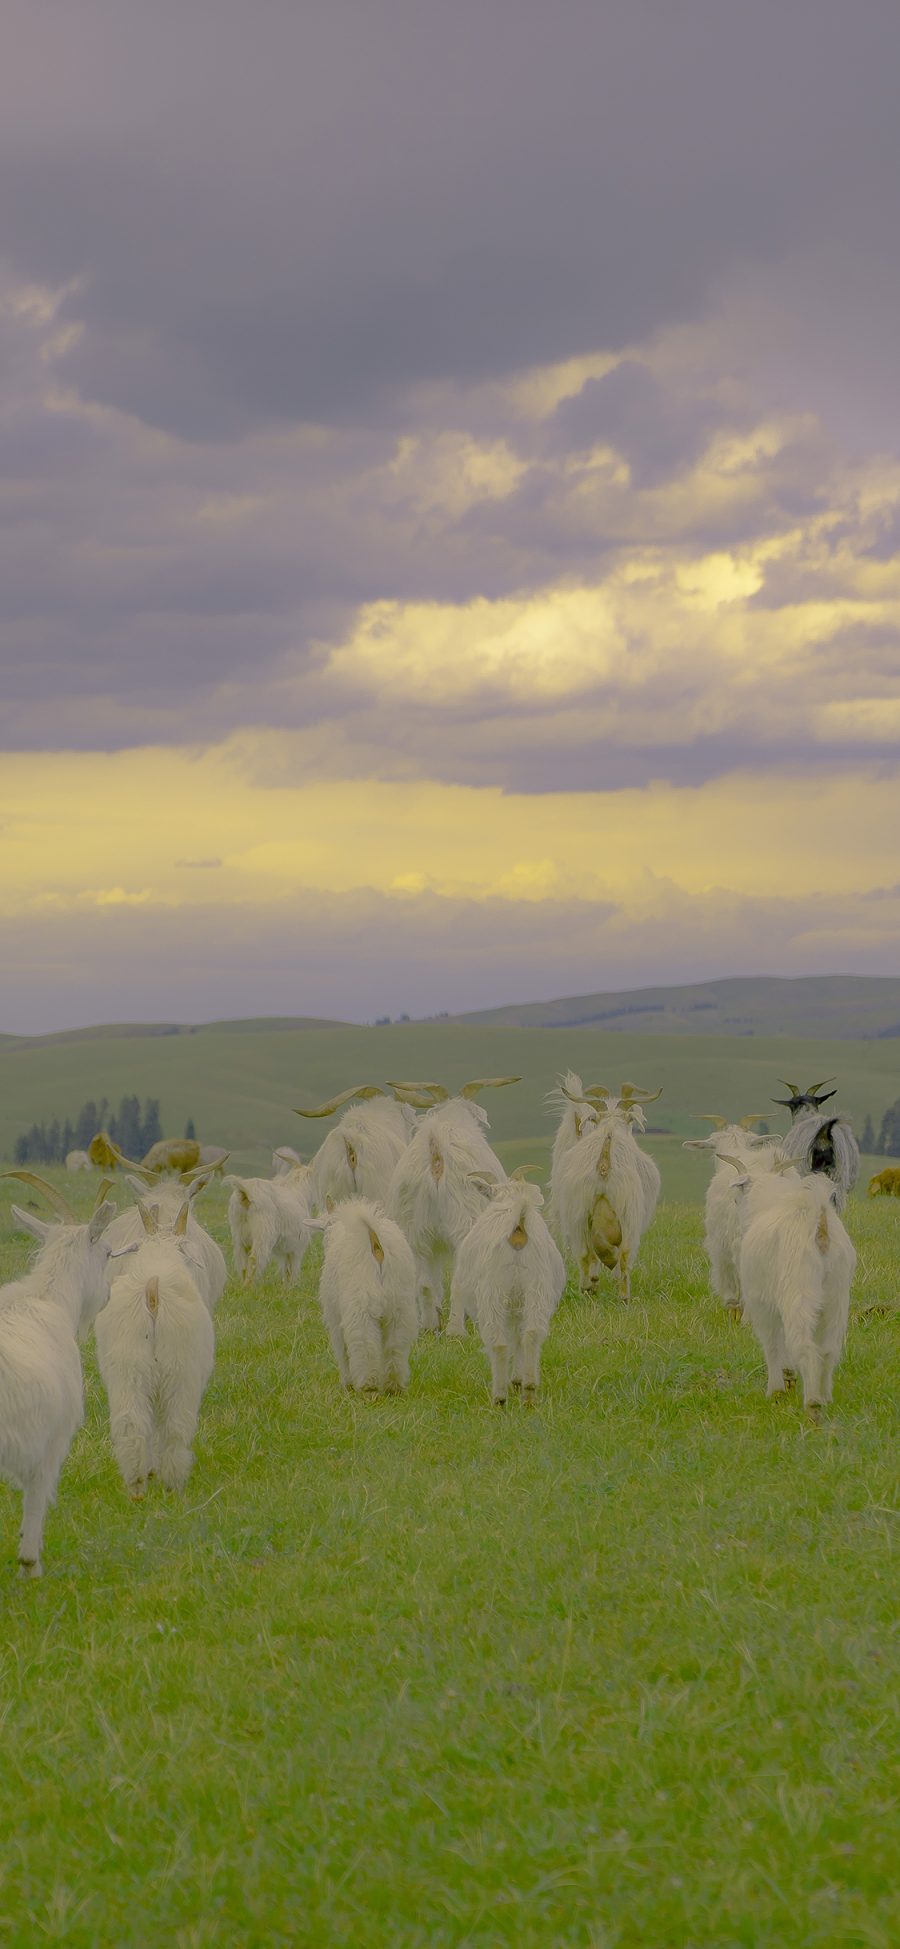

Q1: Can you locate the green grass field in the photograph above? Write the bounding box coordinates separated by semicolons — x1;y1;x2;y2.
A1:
0;1167;897;1947
2;1021;899;1175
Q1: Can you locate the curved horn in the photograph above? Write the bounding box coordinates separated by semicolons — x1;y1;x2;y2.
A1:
87;1130;151;1176
182;1158;228;1184
716;1153;748;1174
777;1079;802;1096
808;1079;836;1096
389;1085;448;1108
136;1200;160;1235
620;1083;662;1104
91;1177;115;1213
582;1083;612;1102
387;1081;446;1098
0;1170;77;1223
697;1114;729;1130
738;1115;768;1130
460;1076;521;1099
510;1163;543;1179
294;1085;385;1119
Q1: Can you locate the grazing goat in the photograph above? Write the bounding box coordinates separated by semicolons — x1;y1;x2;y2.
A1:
296;1085;416;1213
683;1115;775;1318
550;1083;661;1299
315;1198;418;1393
771;1078;859;1209
727;1163;855;1414
65;1149;92;1174
96;1211;215;1496
0;1190;115;1574
868;1166;900;1198
448;1174;565;1404
104;1175;227;1312
225;1165;314;1285
386;1078;519;1329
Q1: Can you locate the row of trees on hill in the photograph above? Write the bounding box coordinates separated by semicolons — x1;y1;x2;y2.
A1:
13;1095;164;1165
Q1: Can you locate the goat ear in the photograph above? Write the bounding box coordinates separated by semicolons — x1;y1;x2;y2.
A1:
9;1204;55;1241
89;1200;116;1241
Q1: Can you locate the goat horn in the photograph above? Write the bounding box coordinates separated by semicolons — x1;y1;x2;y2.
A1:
620;1084;662;1103
716;1153;747;1174
738;1115;768;1129
697;1115;729;1129
0;1170;78;1222
777;1079;802;1095
460;1076;521;1098
390;1088;445;1108
294;1085;386;1118
91;1177;115;1213
510;1163;543;1179
808;1078;836;1095
182;1158;228;1183
387;1081;445;1098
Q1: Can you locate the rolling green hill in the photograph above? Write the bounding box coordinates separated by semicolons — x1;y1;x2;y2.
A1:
453;973;900;1036
1;1020;896;1192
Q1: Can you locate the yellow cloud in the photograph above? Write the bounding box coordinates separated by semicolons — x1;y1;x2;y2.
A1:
1;739;898;926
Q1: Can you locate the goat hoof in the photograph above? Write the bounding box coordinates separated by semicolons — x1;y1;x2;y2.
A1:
522;1388;537;1408
807;1403;823;1426
18;1558;42;1579
493;1396;507;1408
783;1370;797;1392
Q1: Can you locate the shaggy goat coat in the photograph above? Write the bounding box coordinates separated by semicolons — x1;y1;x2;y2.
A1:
736;1171;855;1410
0;1207;114;1575
225;1166;314;1285
447;1181;565;1403
104;1178;227;1311
96;1237;215;1495
551;1109;660;1298
309;1101;413;1213
686;1128;779;1317
387;1100;507;1328
779;1112;859;1210
317;1199;418;1393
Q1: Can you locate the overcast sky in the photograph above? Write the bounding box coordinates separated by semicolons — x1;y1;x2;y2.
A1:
1;0;899;1029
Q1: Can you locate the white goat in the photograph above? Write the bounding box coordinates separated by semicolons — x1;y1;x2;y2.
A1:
296;1085;416;1213
448;1174;565;1404
96;1217;215;1496
728;1163;856;1413
0;1195;115;1575
550;1084;661;1299
386;1078;519;1329
103;1175;227;1312
683;1115;776;1318
225;1165;314;1285
548;1071;600;1184
273;1146;303;1176
315;1198;418;1393
65;1149;92;1173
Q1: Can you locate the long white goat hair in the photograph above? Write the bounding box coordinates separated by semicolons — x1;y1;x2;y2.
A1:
683;1123;778;1318
388;1099;507;1328
103;1176;226;1311
96;1237;215;1495
309;1102;412;1213
447;1178;565;1404
551;1105;660;1299
735;1169;855;1411
0;1202;114;1575
779;1112;860;1210
225;1166;314;1285
316;1197;419;1393
548;1072;599;1184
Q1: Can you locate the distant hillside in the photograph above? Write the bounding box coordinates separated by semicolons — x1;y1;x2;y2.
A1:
1;1015;351;1052
452;975;900;1039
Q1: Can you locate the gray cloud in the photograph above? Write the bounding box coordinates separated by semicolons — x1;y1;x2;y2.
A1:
3;877;900;1036
2;2;900;440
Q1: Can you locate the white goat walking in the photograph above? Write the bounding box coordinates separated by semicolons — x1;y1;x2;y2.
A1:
386;1078;519;1329
225;1165;314;1286
771;1079;860;1210
103;1175;227;1312
683;1115;775;1318
448;1174;565;1404
550;1083;661;1299
315;1198;418;1393
296;1085;416;1212
96;1207;215;1496
0;1185;115;1575
728;1164;856;1414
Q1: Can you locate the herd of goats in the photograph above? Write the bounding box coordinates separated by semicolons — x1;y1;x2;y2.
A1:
0;1068;892;1577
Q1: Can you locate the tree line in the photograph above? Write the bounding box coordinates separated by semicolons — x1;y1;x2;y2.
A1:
861;1103;900;1157
12;1094;164;1165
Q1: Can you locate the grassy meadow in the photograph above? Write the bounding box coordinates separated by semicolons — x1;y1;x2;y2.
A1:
0;1158;897;1946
